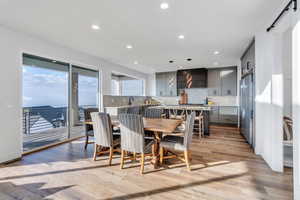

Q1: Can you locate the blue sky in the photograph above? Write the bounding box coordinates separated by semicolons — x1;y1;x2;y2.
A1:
23;66;98;107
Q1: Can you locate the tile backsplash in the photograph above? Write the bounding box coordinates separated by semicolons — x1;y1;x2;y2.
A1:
185;88;208;104
208;96;238;106
103;94;238;107
184;88;238;106
103;95;151;107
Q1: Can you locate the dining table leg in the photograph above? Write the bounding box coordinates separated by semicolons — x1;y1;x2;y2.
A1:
151;131;162;169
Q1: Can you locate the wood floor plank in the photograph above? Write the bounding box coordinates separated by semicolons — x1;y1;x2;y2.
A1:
0;125;293;200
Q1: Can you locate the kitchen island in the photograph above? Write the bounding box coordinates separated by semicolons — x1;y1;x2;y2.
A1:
150;105;211;136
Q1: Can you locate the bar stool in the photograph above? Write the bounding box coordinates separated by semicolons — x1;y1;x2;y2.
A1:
186;109;204;138
169;107;186;120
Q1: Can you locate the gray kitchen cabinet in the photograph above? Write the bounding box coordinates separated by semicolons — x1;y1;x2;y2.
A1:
209;106;238;125
156;73;166;96
166;71;177;96
156;71;177;97
209;106;219;123
241;41;255;76
218;106;238;124
220;67;237;96
207;69;221;96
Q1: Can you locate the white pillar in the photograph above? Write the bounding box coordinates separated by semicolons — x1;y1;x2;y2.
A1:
292;21;300;200
255;32;283;172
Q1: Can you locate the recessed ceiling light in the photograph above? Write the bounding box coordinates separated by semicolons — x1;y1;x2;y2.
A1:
214;51;220;55
134;61;138;65
91;24;100;30
169;60;174;63
178;35;185;39
160;3;169;10
179;66;183;69
213;62;219;66
126;45;133;49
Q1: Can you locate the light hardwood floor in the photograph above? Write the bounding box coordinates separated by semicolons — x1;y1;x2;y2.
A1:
0;126;293;200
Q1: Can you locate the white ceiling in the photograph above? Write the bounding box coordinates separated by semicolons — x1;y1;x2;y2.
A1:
0;0;282;73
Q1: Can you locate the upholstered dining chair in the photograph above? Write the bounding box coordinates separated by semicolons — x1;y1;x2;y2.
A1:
144;108;164;119
118;114;154;174
127;106;140;115
90;112;120;165
159;112;196;171
84;108;99;149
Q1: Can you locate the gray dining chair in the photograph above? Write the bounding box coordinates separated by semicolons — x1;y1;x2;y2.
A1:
84;108;99;149
144;108;164;119
159;112;196;171
118;114;154;174
127;106;140;115
90;112;120;165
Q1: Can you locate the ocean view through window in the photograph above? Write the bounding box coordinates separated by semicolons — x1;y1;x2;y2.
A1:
22;54;99;152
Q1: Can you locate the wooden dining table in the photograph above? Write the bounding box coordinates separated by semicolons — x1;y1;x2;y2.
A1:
84;117;182;169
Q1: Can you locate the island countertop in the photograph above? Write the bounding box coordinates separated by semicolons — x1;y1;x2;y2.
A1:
149;105;211;111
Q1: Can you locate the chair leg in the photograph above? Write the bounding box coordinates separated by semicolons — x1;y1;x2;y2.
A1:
184;150;191;171
151;143;155;156
199;120;201;139
85;135;89;149
140;153;145;175
93;144;98;161
132;153;137;162
108;147;113;166
201;118;204;137
120;150;125;169
188;151;192;162
159;147;164;165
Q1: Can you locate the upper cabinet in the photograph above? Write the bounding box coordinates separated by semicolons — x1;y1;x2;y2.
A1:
207;67;237;96
241;41;255;76
156;67;237;97
156;71;177;97
207;69;221;96
220;67;237;96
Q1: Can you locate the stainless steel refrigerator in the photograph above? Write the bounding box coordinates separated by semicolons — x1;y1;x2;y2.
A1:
240;73;255;147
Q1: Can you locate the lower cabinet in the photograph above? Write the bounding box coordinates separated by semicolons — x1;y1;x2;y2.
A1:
209;106;219;123
209;106;238;125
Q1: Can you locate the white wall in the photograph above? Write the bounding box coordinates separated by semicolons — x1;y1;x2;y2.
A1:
255;32;283;172
292;20;300;200
0;25;150;163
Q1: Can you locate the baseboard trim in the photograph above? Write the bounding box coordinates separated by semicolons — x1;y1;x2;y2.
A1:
22;136;85;156
0;157;22;166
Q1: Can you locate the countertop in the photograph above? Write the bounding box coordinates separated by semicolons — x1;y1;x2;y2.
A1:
149;105;211;111
105;104;159;109
104;104;238;109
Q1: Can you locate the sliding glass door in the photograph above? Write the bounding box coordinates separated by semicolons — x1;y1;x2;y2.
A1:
22;54;99;152
70;66;99;138
22;54;69;152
